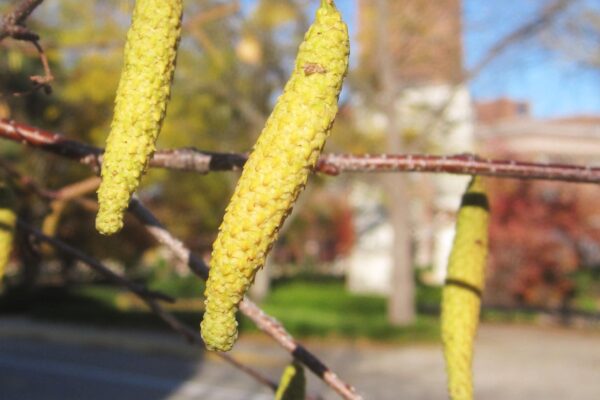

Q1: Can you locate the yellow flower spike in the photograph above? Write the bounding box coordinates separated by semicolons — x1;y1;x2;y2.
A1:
96;0;183;235
275;362;306;400
441;176;490;400
0;183;16;281
41;200;66;255
200;0;349;352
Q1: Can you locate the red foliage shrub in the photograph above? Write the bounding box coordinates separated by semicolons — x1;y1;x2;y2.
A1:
486;179;600;308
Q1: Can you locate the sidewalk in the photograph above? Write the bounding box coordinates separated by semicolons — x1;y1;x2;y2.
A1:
0;316;203;358
2;317;600;399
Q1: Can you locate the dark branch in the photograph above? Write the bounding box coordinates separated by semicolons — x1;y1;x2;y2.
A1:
17;221;278;392
0;119;102;165
0;0;44;41
20;222;175;303
316;153;600;184
1;1;53;94
1;118;599;184
128;199;364;400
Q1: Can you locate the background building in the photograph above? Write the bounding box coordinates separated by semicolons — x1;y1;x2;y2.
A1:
348;0;475;293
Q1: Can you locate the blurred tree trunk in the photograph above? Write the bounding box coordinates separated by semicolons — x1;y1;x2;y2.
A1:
249;259;271;302
376;0;416;325
384;175;416;324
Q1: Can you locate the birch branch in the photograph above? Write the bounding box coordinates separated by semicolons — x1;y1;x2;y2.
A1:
17;221;278;392
1;118;598;184
0;0;44;41
128;199;363;400
0;1;53;94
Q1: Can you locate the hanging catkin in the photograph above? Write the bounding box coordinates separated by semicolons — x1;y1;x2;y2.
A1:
200;0;349;352
442;176;490;400
96;0;183;235
0;183;16;281
275;362;306;400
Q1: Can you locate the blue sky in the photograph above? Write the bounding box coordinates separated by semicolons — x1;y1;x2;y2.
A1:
244;0;600;118
463;0;600;118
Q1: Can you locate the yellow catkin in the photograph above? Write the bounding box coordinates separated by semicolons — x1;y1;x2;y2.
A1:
441;176;490;400
275;362;306;400
200;0;349;352
0;184;16;281
96;0;183;235
41;200;65;255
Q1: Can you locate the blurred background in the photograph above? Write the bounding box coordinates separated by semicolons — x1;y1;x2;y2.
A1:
1;1;600;398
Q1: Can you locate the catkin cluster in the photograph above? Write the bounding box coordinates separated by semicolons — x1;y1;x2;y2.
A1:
0;184;16;281
200;0;349;352
96;0;183;235
275;362;306;400
441;176;490;400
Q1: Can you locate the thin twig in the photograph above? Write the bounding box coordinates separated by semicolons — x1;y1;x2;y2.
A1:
0;157;54;198
1;118;599;184
52;176;101;201
128;199;364;400
316;153;600;183
14;39;53;95
1;0;53;94
0;0;44;41
0;119;102;169
415;0;573;142
466;0;572;81
20;221;175;303
17;221;278;392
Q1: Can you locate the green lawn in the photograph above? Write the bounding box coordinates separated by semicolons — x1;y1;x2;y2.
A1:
0;278;441;343
247;280;440;342
5;267;598;342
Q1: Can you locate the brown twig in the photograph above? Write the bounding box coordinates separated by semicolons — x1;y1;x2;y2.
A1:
316;153;600;183
1;118;599;184
0;119;102;168
1;0;53;94
0;160;100;202
52;176;101;201
127;199;363;400
20;221;175;303
0;0;44;41
13;39;53;95
17;221;278;392
0;157;55;198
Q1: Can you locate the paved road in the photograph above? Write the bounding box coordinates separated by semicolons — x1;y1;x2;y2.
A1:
0;337;272;400
1;318;600;399
319;324;600;400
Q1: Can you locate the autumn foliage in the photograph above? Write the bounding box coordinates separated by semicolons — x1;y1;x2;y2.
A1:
486;178;600;308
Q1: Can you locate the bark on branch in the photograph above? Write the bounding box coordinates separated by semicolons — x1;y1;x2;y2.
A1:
1;0;53;94
0;0;44;41
1;118;599;184
128;199;363;400
17;221;278;392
